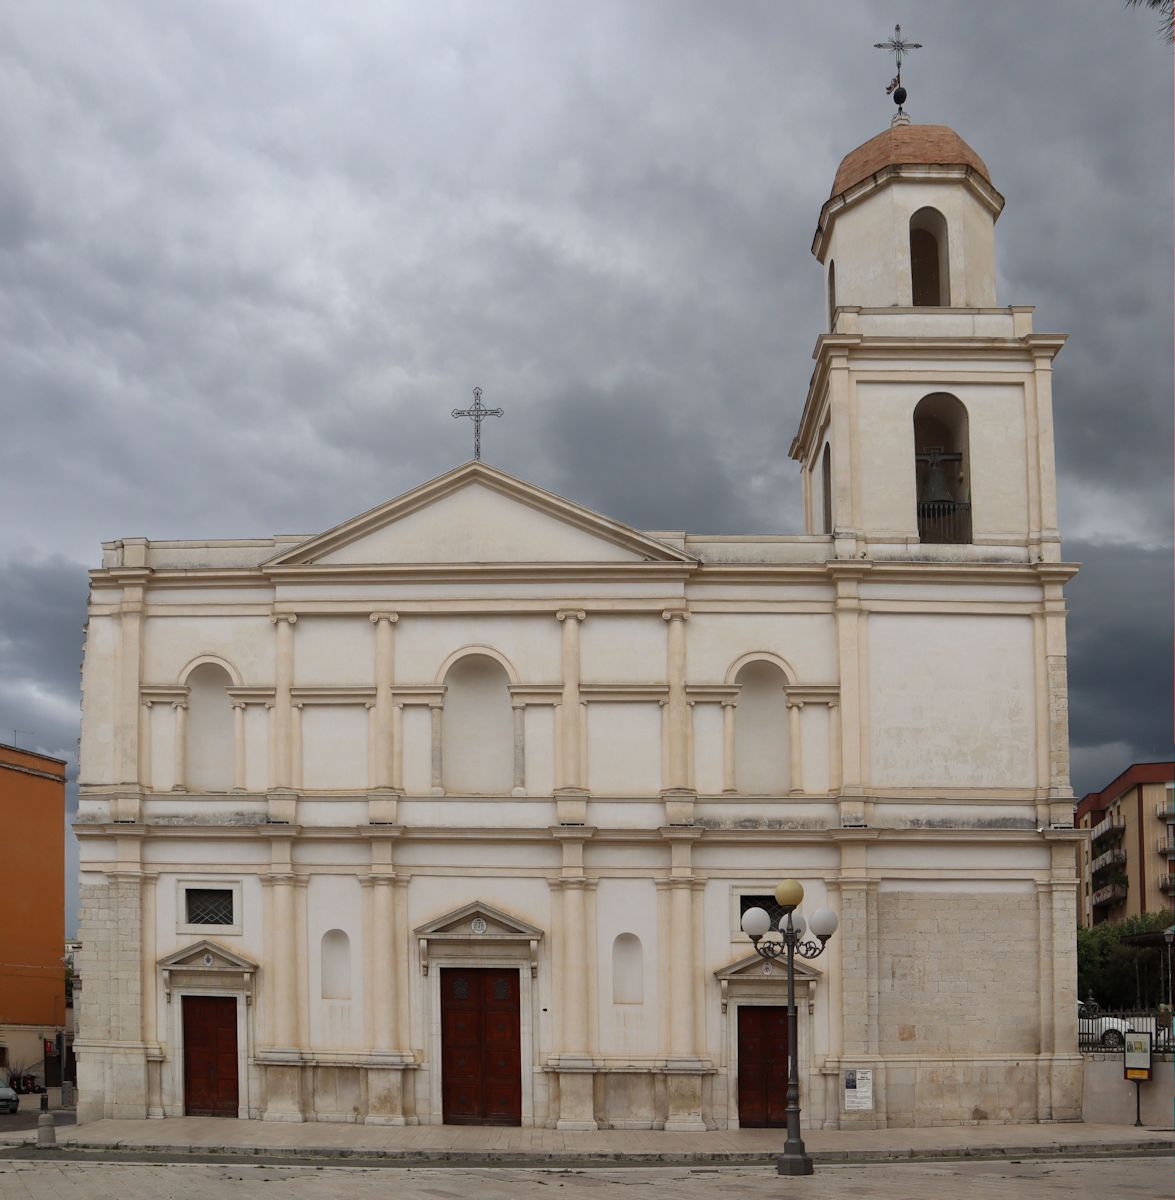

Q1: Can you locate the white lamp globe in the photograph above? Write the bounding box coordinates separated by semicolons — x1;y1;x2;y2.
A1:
809;907;839;940
741;907;771;938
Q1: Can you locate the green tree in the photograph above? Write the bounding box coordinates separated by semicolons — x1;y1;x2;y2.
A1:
1077;912;1171;1008
1126;0;1175;44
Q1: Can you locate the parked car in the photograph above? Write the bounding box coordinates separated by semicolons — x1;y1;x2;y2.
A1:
1078;1001;1135;1048
0;1086;18;1115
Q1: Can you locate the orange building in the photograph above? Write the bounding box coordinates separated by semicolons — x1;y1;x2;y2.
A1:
0;743;66;1081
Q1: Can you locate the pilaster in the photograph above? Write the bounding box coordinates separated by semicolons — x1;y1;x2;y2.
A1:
555;609;588;823
550;829;597;1130
269;613;297;791
661;607;696;825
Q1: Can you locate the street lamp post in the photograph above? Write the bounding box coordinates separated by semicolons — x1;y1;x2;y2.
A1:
1164;928;1174;1009
740;879;838;1177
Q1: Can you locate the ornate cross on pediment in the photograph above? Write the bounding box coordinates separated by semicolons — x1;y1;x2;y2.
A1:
451;387;503;462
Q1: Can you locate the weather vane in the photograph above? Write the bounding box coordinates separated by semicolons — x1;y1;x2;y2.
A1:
874;23;922;117
451;386;503;461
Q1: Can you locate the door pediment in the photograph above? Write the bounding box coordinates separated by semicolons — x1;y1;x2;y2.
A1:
714;951;823;1013
159;939;257;1002
263;462;695;569
415;900;544;976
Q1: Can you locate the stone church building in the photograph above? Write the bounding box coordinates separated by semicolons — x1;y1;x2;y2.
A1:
75;118;1083;1131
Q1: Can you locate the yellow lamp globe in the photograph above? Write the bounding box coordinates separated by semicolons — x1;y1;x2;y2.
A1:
774;879;804;910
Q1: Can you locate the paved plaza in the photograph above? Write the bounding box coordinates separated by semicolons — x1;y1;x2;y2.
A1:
0;1158;1170;1200
1;1116;1168;1165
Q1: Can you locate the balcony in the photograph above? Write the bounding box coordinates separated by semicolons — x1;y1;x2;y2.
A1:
1090;812;1125;842
1091;847;1127;874
1158;875;1175;894
916;500;972;546
1091;882;1129;906
1158;797;1175;821
1158;837;1175;857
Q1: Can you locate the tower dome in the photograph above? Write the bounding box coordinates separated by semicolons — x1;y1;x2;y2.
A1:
830;124;993;197
814;122;1005;317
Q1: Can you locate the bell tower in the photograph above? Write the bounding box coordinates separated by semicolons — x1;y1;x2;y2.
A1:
790;118;1067;564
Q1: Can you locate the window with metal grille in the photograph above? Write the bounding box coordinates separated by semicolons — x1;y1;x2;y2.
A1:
739;893;787;932
186;888;234;926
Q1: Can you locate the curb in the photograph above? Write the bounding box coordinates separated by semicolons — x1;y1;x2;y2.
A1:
0;1137;1169;1167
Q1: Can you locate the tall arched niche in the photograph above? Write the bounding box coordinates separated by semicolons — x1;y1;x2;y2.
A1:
733;659;791;795
441;652;514;793
184;661;234;792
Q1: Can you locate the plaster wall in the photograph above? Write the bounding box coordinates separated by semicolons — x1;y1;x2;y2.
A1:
854;380;1030;541
868;613;1036;788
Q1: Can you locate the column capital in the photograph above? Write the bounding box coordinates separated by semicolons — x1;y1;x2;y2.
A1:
269;612;298;625
556;609;586;623
661;608;689;622
171;700;188;711
787;699;805;710
230;700;247;710
369;611;400;625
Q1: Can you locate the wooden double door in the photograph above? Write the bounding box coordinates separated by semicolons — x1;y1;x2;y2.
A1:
182;995;239;1117
737;1005;790;1128
440;967;522;1125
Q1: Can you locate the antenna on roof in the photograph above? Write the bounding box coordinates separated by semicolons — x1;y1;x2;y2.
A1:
874;24;922;123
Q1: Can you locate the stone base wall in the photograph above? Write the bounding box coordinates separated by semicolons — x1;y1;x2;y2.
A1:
877;891;1040;1057
75;878;145;1121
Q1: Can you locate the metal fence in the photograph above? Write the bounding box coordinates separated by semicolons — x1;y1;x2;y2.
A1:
1078;1006;1172;1053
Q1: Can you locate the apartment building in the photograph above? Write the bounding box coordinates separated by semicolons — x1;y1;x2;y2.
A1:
1076;761;1175;927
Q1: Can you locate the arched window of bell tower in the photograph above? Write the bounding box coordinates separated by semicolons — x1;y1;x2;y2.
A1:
827;260;837;330
913;393;972;545
820;443;832;535
910;208;950;306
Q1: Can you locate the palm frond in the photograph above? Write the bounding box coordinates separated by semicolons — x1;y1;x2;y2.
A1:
1125;0;1175;44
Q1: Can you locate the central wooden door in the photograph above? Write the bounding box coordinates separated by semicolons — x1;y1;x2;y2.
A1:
440;967;521;1125
182;995;239;1117
737;1005;789;1128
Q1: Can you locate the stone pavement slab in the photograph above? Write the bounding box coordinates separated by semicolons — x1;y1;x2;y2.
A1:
0;1158;1171;1200
0;1117;1169;1165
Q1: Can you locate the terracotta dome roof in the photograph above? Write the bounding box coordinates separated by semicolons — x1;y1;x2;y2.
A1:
831;124;991;197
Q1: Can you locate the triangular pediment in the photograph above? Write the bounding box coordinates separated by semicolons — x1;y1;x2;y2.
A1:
415;899;544;940
159;939;257;973
264;462;694;568
715;951;823;982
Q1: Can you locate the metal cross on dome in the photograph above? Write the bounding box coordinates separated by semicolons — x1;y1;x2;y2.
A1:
451;386;503;461
875;23;922;104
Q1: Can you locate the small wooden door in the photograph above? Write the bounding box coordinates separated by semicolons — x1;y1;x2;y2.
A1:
182;995;239;1117
737;1005;789;1128
441;968;521;1125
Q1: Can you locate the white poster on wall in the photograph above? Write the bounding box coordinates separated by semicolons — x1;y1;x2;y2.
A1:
844;1068;873;1111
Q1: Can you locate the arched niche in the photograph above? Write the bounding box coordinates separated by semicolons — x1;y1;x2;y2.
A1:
185;662;234;792
442;652;514;793
612;933;644;1005
821;442;833;535
321;929;351;1000
733;660;790;795
910;207;951;306
913;392;972;545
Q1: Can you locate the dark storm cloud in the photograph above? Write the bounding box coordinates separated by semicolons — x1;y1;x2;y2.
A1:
0;0;1169;886
1066;538;1174;796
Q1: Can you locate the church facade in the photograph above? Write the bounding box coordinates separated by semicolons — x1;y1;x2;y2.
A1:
75;119;1083;1131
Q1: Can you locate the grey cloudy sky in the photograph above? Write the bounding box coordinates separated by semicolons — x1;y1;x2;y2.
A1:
1;2;1170;928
